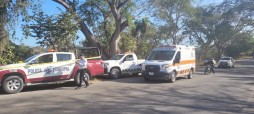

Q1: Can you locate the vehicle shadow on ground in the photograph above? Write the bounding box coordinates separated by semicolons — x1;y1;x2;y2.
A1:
0;82;78;95
101;74;198;84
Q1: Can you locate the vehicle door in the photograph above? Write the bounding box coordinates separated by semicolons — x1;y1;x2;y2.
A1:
87;59;104;76
120;54;136;74
173;51;183;76
25;53;55;83
54;53;76;80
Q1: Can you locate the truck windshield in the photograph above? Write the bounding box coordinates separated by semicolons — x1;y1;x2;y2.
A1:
110;54;124;60
24;54;39;63
147;50;175;61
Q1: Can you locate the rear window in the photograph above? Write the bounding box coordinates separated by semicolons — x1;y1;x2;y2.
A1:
110;54;124;60
57;54;72;61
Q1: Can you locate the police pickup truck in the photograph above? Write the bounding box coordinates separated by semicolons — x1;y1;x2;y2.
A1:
0;48;104;94
102;53;144;79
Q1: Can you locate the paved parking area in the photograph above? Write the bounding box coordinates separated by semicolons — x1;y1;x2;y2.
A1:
0;59;253;114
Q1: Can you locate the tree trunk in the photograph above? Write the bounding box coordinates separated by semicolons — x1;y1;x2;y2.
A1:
53;0;110;59
0;25;9;53
217;47;224;59
109;30;121;57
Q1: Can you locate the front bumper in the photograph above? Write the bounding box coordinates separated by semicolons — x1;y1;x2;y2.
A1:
219;63;230;67
142;71;173;80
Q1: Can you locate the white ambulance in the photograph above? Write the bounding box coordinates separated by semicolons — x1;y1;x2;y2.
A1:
142;45;196;83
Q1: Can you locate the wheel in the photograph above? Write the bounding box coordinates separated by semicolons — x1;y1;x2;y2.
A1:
74;72;90;86
187;69;193;79
110;68;121;79
144;77;150;81
204;68;210;75
168;71;176;83
2;76;24;94
86;70;93;80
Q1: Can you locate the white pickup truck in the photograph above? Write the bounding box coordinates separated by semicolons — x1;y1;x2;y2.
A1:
102;53;145;79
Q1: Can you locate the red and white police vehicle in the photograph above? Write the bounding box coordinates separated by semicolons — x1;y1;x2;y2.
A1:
0;47;104;94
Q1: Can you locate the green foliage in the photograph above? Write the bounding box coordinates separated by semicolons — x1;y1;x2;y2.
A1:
0;42;35;65
0;44;15;65
149;0;196;45
119;32;136;53
23;10;80;51
187;0;254;60
131;18;161;58
225;34;254;58
78;0;136;57
13;43;35;62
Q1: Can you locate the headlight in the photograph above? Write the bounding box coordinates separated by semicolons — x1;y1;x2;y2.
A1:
161;64;170;69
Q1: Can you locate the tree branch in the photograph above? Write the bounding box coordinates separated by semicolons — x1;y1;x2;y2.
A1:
52;0;70;9
120;21;128;32
109;0;119;20
117;0;129;9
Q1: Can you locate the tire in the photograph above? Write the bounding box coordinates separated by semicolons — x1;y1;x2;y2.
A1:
110;68;121;79
74;72;90;86
204;68;210;75
187;69;193;79
2;76;24;94
86;70;93;80
168;71;176;83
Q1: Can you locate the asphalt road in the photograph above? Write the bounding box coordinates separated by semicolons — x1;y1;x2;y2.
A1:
0;59;254;114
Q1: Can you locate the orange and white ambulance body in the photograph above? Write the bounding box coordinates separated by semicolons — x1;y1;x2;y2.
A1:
142;45;196;83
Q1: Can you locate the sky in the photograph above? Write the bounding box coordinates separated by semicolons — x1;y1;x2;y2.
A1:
11;0;223;47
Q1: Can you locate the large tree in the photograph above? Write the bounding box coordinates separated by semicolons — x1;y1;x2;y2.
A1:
24;10;80;51
187;0;254;60
53;0;133;58
213;0;254;57
0;0;31;64
149;0;195;45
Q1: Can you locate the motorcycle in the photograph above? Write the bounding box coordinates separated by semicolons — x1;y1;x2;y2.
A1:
204;65;212;75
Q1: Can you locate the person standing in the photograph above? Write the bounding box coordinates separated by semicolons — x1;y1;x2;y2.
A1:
75;53;89;89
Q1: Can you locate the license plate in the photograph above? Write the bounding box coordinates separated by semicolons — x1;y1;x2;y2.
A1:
149;72;154;75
